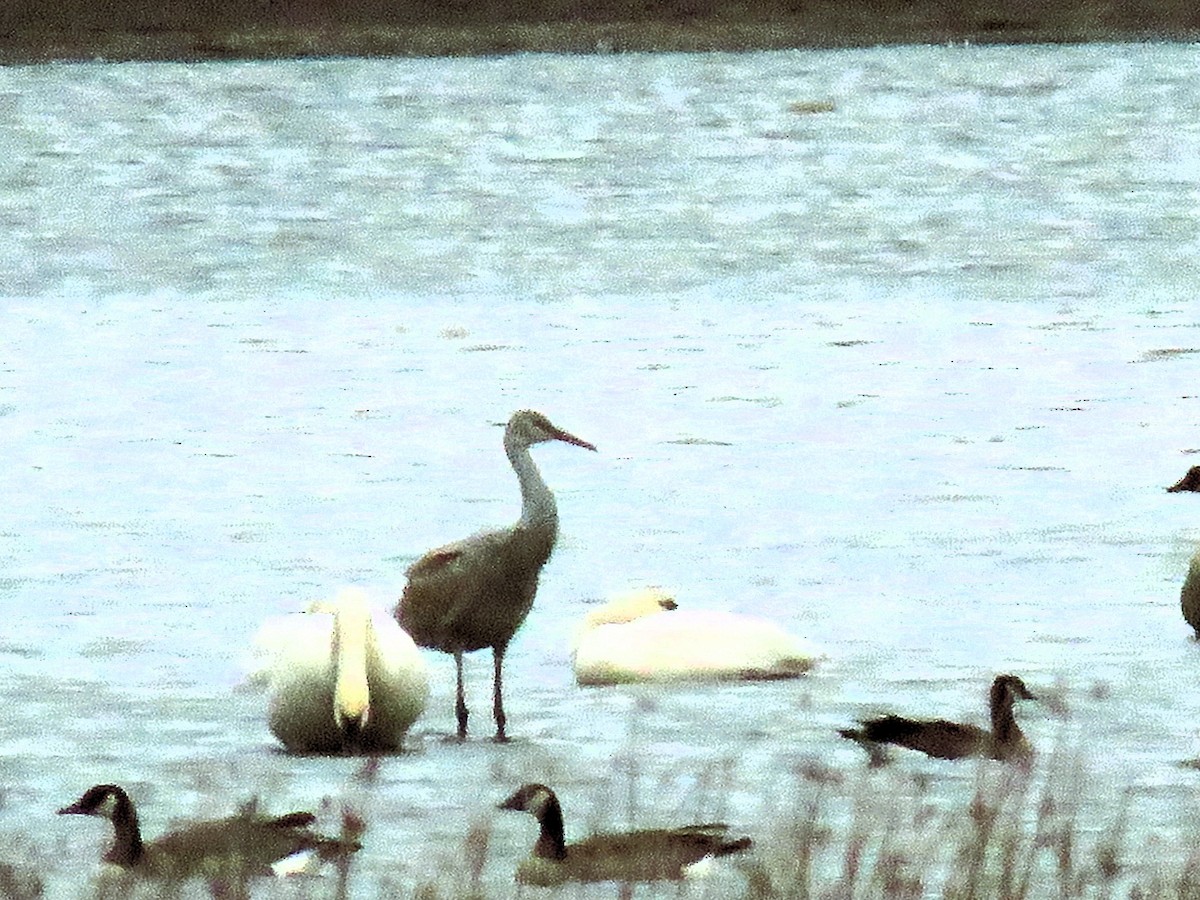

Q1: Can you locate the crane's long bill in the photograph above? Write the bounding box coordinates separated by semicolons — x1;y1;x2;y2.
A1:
553;428;597;452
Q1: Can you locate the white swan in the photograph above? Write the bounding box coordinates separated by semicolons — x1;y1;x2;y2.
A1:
572;588;823;686
253;588;429;752
1182;548;1200;637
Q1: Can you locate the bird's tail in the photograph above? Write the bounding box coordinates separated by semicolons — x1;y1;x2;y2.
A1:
838;727;892;767
678;824;752;856
314;837;364;860
717;836;753;856
268;812;318;829
315;810;367;860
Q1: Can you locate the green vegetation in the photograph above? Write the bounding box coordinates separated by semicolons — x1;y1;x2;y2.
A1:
1;0;1199;64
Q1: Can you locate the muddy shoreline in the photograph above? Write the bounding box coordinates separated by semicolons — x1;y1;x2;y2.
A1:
1;2;1198;65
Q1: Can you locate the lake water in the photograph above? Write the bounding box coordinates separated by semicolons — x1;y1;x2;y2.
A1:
1;40;1200;898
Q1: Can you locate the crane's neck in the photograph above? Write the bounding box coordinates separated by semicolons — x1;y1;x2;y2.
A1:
507;436;558;533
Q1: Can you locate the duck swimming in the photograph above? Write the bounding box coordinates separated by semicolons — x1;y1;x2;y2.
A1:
498;782;751;887
58;784;360;882
573;588;822;685
839;674;1037;765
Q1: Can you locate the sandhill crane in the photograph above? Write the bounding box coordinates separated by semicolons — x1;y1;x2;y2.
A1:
395;410;595;741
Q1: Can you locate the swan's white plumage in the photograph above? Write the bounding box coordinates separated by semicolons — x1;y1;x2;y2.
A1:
573;588;823;686
254;588;429;752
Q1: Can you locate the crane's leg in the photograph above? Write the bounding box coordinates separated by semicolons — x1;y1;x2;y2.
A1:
492;644;509;742
455;649;469;741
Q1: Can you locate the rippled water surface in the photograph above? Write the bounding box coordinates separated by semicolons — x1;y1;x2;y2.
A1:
2;41;1200;897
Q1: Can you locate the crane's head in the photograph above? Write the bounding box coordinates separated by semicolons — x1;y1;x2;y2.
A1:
506;410;596;453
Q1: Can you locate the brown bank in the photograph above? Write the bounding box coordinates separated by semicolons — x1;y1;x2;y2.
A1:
2;0;1200;64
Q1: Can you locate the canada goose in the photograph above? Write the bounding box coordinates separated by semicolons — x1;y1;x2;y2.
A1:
839;674;1037;764
58;784;360;882
498;783;751;887
395;410;596;742
1182;549;1200;637
1168;466;1200;492
254;587;429;753
573;588;822;685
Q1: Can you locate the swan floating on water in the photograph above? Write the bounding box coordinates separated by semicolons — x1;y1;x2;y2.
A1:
572;588;822;686
254;587;428;753
1181;548;1200;637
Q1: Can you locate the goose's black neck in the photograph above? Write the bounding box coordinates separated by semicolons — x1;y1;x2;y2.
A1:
533;793;567;861
105;788;145;867
989;680;1023;748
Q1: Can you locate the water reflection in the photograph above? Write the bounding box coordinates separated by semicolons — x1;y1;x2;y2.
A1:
0;41;1198;898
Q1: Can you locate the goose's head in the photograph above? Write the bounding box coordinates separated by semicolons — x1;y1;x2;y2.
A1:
498;783;557;818
501;782;566;859
504;410;596;453
499;783;568;862
58;784;130;821
59;784;145;868
993;674;1036;704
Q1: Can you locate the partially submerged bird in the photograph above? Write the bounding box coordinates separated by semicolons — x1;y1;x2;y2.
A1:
498;783;751;887
839;674;1037;765
58;784;360;883
254;587;429;753
395;410;596;742
1167;465;1200;492
573;588;822;685
1182;549;1200;637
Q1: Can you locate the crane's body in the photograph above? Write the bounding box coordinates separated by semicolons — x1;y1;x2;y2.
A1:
396;410;595;741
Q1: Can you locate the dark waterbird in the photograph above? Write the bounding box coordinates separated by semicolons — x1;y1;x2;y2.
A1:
395;410;596;741
58;784;360;883
1167;465;1200;492
498;783;751;887
839;674;1037;765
